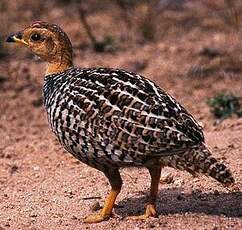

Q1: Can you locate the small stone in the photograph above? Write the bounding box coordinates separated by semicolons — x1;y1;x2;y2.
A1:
5;223;10;228
228;144;235;149
3;194;8;198
90;201;101;212
29;213;38;218
146;221;156;228
10;164;18;174
64;190;74;198
71;215;79;220
5;154;12;159
160;173;174;184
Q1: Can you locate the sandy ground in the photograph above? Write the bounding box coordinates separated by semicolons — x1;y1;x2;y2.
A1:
0;1;242;229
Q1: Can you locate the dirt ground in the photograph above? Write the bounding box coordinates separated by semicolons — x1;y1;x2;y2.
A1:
0;1;242;229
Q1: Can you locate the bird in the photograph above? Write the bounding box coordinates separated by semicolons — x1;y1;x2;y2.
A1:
6;21;234;223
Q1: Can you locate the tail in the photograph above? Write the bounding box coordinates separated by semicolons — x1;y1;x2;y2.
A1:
165;144;235;185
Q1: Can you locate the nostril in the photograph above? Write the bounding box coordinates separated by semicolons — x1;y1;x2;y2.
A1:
16;32;22;39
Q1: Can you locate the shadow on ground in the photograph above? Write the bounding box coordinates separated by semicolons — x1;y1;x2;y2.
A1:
115;188;242;218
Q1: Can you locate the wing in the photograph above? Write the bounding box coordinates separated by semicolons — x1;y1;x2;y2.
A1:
64;67;204;158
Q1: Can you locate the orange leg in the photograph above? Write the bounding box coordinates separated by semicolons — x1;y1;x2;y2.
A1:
84;169;122;223
129;165;162;220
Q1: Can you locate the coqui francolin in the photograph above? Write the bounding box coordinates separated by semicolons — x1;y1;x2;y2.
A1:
7;21;234;223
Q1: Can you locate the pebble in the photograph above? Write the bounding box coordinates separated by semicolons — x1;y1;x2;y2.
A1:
90;201;101;211
160;173;174;184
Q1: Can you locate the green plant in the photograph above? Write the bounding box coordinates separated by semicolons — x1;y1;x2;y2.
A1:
207;92;242;119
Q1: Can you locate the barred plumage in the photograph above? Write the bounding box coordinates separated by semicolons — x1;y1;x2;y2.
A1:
7;22;234;223
43;67;233;183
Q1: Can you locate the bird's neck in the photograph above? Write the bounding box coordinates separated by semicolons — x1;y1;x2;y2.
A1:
46;59;73;75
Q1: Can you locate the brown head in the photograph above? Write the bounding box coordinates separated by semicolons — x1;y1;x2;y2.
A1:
6;21;73;75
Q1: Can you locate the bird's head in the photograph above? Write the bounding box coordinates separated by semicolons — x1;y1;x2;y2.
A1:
6;21;73;75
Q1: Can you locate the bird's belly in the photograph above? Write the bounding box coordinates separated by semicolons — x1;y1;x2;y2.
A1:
55;126;147;169
46;111;140;169
46;101;157;169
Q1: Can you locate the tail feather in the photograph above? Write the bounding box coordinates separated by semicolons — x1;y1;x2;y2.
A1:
164;144;235;185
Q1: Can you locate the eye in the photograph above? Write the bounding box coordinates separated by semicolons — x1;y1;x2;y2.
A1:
30;33;41;42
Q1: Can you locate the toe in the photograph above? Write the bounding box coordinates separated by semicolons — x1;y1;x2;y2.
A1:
127;204;157;220
83;212;109;223
146;204;157;217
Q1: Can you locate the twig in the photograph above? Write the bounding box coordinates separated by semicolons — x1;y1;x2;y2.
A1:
81;196;101;200
78;4;97;47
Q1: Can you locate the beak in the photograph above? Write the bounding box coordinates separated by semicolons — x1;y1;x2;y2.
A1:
6;32;28;46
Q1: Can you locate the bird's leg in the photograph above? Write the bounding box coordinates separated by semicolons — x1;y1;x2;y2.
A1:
144;165;162;218
84;169;122;223
129;165;162;220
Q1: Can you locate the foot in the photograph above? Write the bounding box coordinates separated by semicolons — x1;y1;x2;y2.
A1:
128;204;157;220
83;211;111;223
